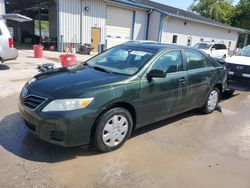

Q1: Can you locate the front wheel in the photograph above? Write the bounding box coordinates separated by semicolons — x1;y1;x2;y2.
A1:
200;88;220;114
93;108;133;152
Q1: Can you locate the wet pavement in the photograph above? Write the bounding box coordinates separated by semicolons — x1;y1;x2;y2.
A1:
0;81;250;188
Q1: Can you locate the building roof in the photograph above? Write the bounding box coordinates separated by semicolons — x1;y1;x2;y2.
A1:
123;0;250;34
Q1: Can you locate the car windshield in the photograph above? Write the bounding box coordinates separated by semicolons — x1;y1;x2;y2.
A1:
239;46;250;57
86;46;157;75
193;43;212;50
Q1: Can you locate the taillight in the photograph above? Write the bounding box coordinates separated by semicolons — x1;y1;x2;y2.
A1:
8;38;14;48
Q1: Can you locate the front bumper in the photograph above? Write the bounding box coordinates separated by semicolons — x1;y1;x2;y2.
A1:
227;73;250;82
1;48;18;61
19;102;97;147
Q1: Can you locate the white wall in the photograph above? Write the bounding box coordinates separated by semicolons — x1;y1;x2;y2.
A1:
133;10;147;40
82;0;106;44
0;0;5;15
58;0;148;50
58;0;82;44
161;17;239;51
147;10;161;42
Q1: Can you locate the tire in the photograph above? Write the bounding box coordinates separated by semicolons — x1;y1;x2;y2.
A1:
93;108;133;152
200;87;220;114
223;89;235;98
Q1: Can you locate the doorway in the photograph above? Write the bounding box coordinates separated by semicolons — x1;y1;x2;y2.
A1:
91;27;101;52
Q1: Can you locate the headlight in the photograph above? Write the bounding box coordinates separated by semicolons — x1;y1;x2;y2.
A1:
42;98;94;112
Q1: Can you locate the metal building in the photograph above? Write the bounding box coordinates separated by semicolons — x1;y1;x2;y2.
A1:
3;0;250;53
0;0;5;15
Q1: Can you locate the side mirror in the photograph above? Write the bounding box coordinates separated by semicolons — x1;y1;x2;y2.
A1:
147;69;166;79
215;58;225;65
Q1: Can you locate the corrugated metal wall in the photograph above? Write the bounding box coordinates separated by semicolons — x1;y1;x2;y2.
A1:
58;0;148;51
0;0;5;15
134;10;147;40
58;0;106;50
58;0;82;44
82;0;106;44
147;11;161;42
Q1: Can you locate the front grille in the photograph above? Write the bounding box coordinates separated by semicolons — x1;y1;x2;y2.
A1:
23;95;47;110
226;63;250;74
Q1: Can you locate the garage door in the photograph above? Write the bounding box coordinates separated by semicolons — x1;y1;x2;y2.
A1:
106;6;133;48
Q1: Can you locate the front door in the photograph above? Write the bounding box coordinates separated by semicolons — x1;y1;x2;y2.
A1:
91;28;101;52
138;50;189;127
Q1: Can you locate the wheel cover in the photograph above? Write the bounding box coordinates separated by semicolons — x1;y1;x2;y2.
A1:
102;115;129;147
208;90;219;110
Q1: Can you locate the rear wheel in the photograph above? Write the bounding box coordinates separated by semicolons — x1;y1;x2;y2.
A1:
93;108;133;152
200;88;220;114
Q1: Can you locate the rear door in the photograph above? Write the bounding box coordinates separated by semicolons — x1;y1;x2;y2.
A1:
139;50;189;126
183;50;216;108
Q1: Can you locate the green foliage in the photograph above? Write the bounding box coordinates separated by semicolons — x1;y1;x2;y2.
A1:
190;0;235;24
231;0;250;30
34;20;49;30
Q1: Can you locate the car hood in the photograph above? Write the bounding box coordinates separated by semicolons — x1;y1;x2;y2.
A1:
28;65;128;98
225;56;250;66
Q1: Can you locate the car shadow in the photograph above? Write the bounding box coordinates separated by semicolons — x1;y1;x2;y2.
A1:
0;109;209;163
0;113;100;163
228;80;250;92
0;64;10;70
131;109;206;138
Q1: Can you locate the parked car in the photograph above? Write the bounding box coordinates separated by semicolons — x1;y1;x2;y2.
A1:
194;42;228;59
19;43;227;152
0;14;32;63
225;45;250;82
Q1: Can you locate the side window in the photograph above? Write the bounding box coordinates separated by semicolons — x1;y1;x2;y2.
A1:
221;44;227;49
184;50;213;70
213;44;219;50
151;50;183;73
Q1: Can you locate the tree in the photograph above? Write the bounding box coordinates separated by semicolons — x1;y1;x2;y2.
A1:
190;0;235;24
231;0;250;30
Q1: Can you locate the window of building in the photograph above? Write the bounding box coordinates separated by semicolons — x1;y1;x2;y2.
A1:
172;35;178;44
187;37;192;46
152;50;183;73
184;50;213;70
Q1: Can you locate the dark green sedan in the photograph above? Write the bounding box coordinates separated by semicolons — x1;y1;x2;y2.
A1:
19;43;227;152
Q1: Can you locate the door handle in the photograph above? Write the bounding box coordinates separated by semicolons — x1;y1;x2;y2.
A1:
179;77;186;83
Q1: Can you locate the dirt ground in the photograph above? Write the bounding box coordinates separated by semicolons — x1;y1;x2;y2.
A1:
0;50;250;188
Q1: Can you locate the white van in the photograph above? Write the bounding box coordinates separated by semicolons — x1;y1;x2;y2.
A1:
194;42;228;59
0;14;32;63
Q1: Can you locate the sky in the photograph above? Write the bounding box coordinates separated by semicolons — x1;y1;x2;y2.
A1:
152;0;240;10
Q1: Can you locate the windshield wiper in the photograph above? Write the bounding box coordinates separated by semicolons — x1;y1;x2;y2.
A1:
92;66;114;74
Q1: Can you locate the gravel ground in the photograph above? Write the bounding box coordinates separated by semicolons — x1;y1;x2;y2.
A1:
0;50;250;188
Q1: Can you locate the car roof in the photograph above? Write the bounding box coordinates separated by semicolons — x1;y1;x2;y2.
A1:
120;42;193;51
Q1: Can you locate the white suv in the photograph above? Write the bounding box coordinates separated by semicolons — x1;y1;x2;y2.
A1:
0;14;32;63
194;42;228;59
